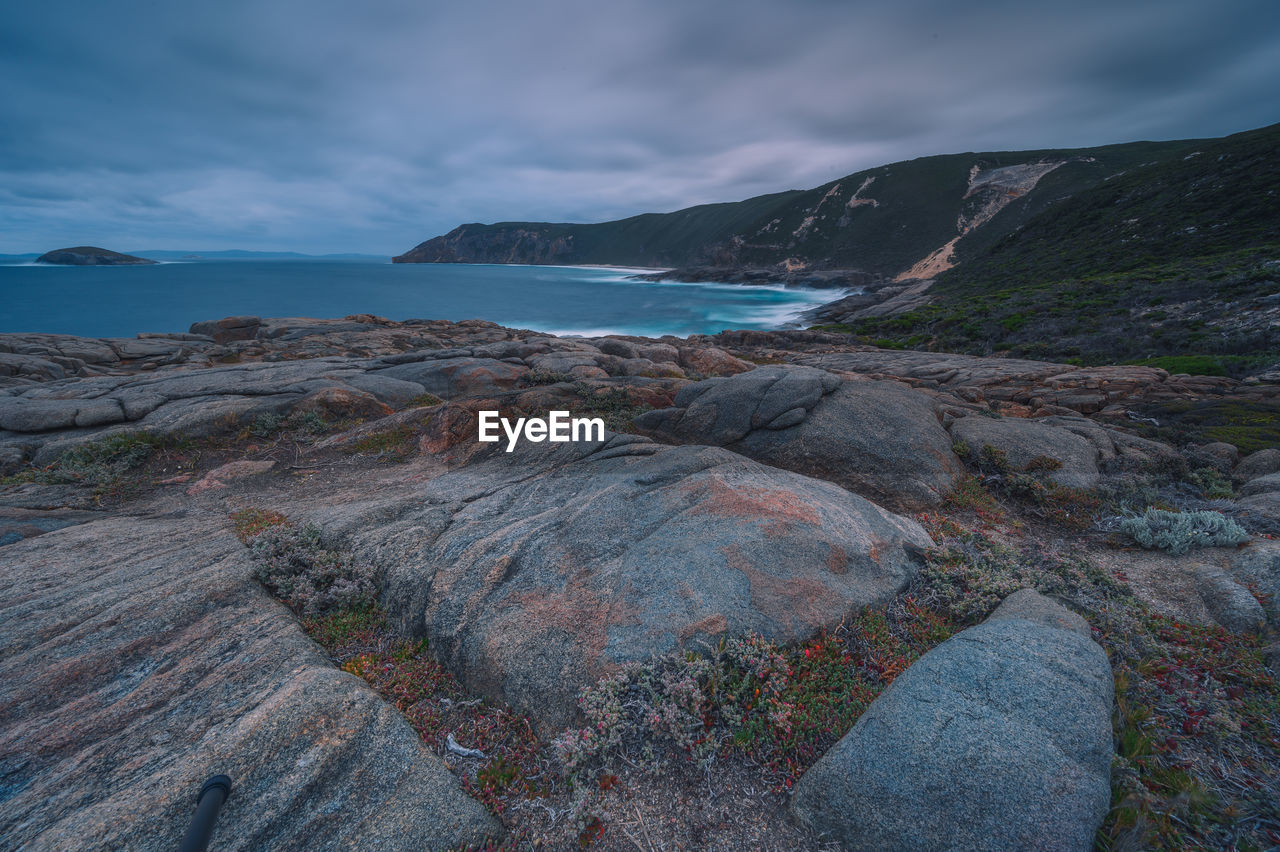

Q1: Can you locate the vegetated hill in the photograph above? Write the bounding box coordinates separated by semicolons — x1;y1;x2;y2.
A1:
394;135;1222;275
35;246;155;266
830;122;1280;376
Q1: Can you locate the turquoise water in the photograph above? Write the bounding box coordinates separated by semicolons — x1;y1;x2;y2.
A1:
0;260;836;339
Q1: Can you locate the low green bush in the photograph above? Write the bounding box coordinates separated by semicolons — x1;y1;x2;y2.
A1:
3;430;175;489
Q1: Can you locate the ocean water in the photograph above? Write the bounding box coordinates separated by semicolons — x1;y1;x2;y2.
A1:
0;259;839;339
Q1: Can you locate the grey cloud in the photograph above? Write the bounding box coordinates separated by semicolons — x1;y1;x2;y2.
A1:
1;0;1277;253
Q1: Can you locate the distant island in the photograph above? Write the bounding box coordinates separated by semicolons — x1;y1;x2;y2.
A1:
36;246;156;266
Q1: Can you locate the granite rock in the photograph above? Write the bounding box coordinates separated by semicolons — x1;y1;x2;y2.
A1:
791;590;1113;852
0;516;500;850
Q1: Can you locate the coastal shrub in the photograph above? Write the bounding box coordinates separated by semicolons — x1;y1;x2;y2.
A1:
240;410;333;441
556;607;955;791
953;443;1102;529
917;530;1125;624
291;410;329;435
1023;454;1064;473
569;383;652;432
524;369;575;385
1097;606;1280;850
1125;354;1229;376
1183;467;1235;500
1115;398;1280;455
56;431;167;482
249;522;376;614
299;603;542;819
555;652;719;775
1119;508;1250;555
3;430;175;489
248;412;285;437
976;444;1014;475
1002;473;1104;529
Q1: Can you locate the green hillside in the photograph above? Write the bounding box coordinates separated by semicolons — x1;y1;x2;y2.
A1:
394;136;1208;275
829;123;1280;373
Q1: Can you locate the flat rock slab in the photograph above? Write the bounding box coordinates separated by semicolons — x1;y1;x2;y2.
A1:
0;505;103;546
186;459;278;495
373;356;529;398
0;516;499;850
319;434;932;731
791;589;1113;852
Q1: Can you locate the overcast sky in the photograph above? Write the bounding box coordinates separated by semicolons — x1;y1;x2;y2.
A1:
2;0;1277;255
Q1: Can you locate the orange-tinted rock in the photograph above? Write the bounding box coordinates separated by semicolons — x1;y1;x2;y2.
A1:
292;386;392;420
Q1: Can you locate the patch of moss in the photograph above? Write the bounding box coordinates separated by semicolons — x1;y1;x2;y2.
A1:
406;393;444;407
344;424;416;458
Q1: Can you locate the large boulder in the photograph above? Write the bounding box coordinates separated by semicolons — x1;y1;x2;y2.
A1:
1237;490;1280;527
1225;540;1280;623
1239;472;1280;498
949;415;1101;489
321;434;932;731
0;516;500;850
1235;448;1280;483
1194;565;1266;633
791;589;1113;852
633;366;965;511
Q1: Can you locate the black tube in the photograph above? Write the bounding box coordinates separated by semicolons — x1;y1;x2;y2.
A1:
178;774;232;852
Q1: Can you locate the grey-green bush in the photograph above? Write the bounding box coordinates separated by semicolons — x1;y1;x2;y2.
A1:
250;523;376;613
1119;508;1250;556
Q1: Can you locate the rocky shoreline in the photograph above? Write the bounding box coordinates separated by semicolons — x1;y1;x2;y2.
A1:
2;315;1278;849
625;265;945;328
631;264;877;290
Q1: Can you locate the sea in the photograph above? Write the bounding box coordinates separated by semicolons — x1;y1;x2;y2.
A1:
0;259;840;340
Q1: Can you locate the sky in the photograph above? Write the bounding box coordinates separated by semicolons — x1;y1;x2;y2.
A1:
2;0;1278;256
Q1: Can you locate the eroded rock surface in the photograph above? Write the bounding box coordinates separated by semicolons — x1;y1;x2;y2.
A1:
0;319;754;467
316;434;932;730
0;516;500;850
790;589;1113;852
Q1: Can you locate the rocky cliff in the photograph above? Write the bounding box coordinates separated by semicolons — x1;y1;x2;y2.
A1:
390;126;1280;279
394;224;577;265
